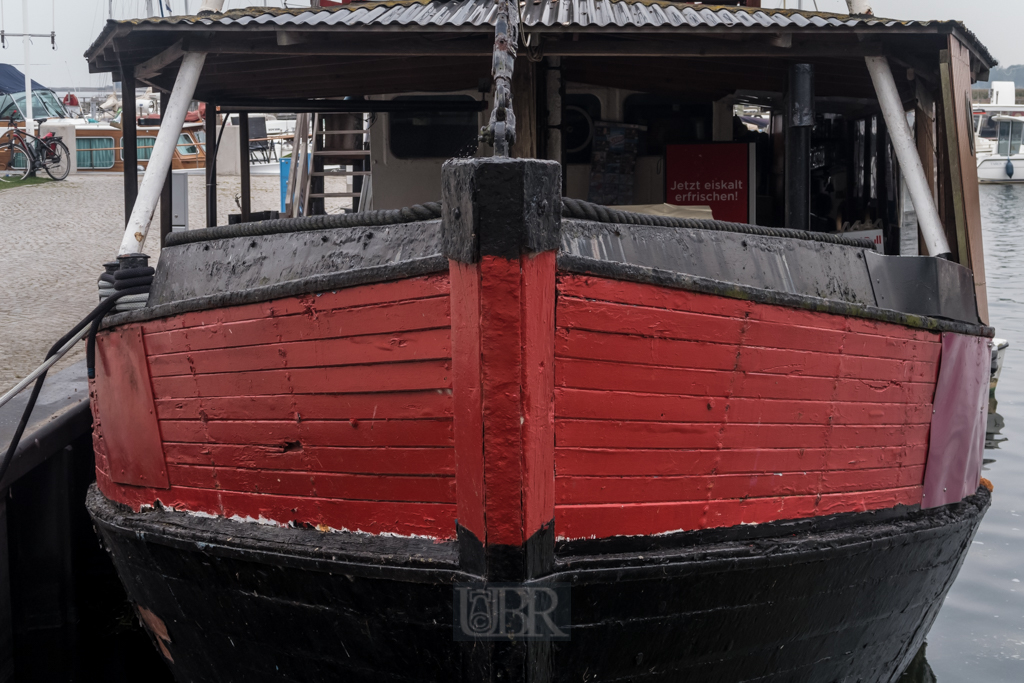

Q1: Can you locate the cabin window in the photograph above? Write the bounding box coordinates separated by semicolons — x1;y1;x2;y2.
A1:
996;118;1024;156
76;137;115;169
121;136;156;161
978;114;998;139
388;95;478;159
176;133;199;156
194;130;206;152
0;90;68;122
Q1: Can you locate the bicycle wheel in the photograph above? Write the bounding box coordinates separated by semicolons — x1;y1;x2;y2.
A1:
6;139;33;181
43;140;71;181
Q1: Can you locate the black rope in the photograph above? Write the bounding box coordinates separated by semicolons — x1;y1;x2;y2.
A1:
560;198;877;250
163;197;874;251
0;286;148;488
163;202;443;247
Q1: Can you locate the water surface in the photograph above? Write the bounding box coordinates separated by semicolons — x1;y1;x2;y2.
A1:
923;183;1024;681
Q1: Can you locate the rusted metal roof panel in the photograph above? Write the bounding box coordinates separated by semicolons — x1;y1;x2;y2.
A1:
87;1;996;67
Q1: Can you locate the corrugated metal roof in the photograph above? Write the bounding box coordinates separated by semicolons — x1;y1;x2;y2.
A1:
117;1;954;31
90;1;995;67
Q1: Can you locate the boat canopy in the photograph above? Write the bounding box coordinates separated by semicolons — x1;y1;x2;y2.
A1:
0;63;68;122
993;114;1024;156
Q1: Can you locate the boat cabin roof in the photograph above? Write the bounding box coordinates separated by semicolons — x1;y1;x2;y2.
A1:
84;1;996;107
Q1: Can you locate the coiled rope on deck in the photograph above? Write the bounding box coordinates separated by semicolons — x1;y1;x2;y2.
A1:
560;198;876;250
162;199;875;251
163;203;444;247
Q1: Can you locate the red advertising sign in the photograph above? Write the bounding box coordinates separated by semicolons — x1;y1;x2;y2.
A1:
666;143;755;223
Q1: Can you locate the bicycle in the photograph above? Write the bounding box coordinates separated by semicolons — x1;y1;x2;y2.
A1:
1;120;71;181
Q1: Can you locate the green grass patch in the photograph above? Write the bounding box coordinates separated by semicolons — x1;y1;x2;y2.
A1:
0;175;52;191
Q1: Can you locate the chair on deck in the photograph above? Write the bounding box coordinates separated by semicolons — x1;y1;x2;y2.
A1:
247;116;276;164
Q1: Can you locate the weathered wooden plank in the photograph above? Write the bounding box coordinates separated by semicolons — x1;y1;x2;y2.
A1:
554;445;928;477
151;360;452;398
554;485;923;538
140;274;451;335
148;327;451;377
555;465;926;504
96;468;458;537
92;326;169;489
555;420;930;451
158;418;453;448
555;328;739;370
450;260;486;541
554;389;933;425
144;297;450;355
167;465;456;503
557;276;943;346
557;360;933;404
163;443;456;475
155;391;452;421
557;297;746;343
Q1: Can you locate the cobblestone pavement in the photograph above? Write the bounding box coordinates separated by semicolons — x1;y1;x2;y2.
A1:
0;172;284;389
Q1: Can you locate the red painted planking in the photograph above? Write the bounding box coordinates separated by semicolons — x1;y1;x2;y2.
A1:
154;391;452;422
555;388;933;426
450;260;486;540
143;297;450;356
553;273;941;539
95;276;458;538
151;360;451;399
92;325;170;488
555;445;928;478
163;443;456;476
479;256;527;547
556;465;926;505
555;485;923;539
140;275;451;335
521;251;557;540
166;465;456;503
449;252;557;547
148;328;451;377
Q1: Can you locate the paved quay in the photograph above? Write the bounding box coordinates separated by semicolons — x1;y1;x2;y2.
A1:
0;172;283;389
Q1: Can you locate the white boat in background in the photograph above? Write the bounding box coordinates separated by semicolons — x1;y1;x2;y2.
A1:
973;81;1023;157
977;115;1024;183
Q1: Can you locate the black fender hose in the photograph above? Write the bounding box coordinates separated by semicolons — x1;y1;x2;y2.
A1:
0;285;149;487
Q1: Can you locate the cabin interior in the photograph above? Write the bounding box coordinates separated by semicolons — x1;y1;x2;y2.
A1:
84;2;993;320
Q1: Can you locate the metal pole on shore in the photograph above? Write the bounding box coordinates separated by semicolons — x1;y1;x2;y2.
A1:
22;0;33;138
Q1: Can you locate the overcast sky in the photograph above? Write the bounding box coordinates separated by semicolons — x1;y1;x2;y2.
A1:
0;0;1019;91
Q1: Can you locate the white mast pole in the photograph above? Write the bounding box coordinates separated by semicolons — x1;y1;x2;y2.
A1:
846;0;950;257
846;0;874;15
117;0;224;255
118;52;206;254
22;0;33;137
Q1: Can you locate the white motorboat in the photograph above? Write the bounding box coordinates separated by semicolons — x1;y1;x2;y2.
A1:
977;115;1024;183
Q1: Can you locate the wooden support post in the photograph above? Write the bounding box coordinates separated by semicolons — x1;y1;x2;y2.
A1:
940;39;988;323
121;72;139;227
510;61;538;160
205;102;218;228
159;91;172;246
238;112;251;222
443;158;561;582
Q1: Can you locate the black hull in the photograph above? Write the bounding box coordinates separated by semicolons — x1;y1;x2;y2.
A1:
87;486;990;683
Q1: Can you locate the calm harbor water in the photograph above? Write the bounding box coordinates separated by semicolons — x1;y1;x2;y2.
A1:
919;183;1024;682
